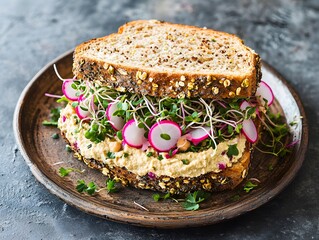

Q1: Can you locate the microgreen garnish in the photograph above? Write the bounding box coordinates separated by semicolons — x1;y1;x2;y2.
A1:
106;152;115;159
243;181;258;193
182;191;211;211
58;167;84;177
106;179;118;193
42;121;58;127
86;181;97;195
51;133;59;139
65;144;72;152
182;159;189;165
42;107;61;127
230;194;241;202
76;180;88;193
158;155;164;161
227;144;239;157
123;152;129;158
160;133;171;140
61;80;254;153
268;164;274;171
146;152;153;157
152;192;171;202
255;112;291;157
76;180;97;195
116;131;123;140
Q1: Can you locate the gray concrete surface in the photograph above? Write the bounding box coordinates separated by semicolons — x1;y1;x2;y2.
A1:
0;0;318;239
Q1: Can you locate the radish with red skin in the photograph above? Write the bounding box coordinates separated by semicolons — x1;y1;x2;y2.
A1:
239;100;258;143
256;81;274;106
240;100;260;117
240;100;251;111
242;119;258;143
75;106;90;119
122;119;147;148
62;79;79;101
106;103;125;131
148;120;182;152
189;126;211;145
75;95;91;120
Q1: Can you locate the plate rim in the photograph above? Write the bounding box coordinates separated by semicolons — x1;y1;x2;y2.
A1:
13;50;309;228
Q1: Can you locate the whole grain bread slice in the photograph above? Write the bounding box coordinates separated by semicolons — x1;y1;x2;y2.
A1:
73;20;261;99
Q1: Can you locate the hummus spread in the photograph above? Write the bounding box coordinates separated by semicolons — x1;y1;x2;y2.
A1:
58;104;247;178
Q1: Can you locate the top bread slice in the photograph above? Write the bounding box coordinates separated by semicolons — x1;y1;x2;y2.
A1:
73;20;261;99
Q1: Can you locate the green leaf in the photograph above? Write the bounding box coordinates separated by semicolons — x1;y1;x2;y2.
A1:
58;167;73;177
146;152;153;157
102;100;108;109
246;107;256;119
56;95;68;103
65;145;72;152
160;133;171;140
106;152;115;159
182;159;189;165
50;107;61;122
152;192;171;202
183;202;199;211
116;131;123;140
76;180;88;193
185;116;193;122
243;181;258;193
42;120;58;127
268;164;274;171
158;155;163;161
229;102;239;110
152;193;160;202
227;144;239;157
71;101;78;108
183;191;210;211
123;152;129;158
86;182;96;195
235;124;242;133
106;179;118;193
230;194;241;202
51;133;59;139
227;125;233;134
163;192;171;200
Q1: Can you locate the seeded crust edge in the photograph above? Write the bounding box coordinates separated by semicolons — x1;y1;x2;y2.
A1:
60;131;251;195
72;20;262;99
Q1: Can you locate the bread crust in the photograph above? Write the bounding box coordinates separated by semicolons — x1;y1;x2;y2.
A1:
73;20;262;99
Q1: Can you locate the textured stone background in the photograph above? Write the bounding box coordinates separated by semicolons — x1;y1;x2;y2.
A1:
1;0;318;239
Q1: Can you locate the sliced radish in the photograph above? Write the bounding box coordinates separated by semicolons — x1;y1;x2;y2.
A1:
148;120;182;152
62;79;79;101
122;119;147;148
75;96;91;120
240;100;260;117
240;100;251;111
242;119;258;143
75;105;90;120
256;81;274;106
141;141;151;151
189;126;211;145
106;103;125;131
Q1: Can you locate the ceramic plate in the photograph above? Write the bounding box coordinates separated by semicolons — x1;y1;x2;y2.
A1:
14;50;308;228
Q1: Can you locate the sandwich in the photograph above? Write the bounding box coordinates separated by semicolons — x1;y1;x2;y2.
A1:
57;20;271;195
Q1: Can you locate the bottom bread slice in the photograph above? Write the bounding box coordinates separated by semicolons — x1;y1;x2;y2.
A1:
62;132;251;195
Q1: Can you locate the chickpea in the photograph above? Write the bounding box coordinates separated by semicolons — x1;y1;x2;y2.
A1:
110;141;122;152
177;137;191;151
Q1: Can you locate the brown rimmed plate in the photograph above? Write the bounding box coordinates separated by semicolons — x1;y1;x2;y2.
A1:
13;50;308;228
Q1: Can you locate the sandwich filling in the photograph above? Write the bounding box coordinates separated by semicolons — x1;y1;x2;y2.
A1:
57;79;259;178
